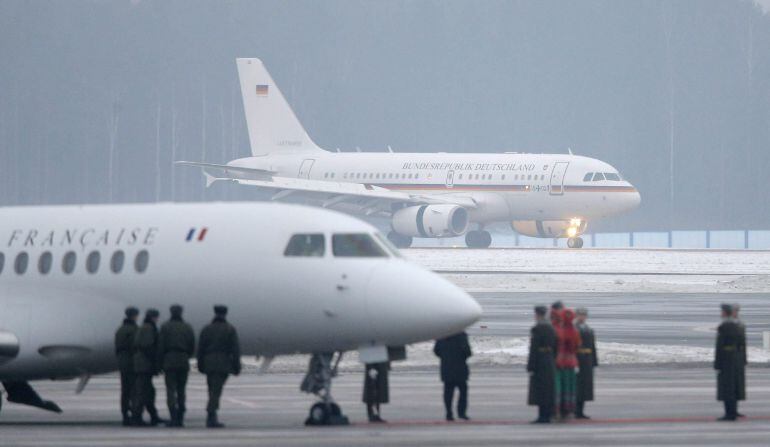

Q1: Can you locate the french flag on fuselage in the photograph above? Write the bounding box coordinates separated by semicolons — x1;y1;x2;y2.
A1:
256;84;269;96
186;227;208;242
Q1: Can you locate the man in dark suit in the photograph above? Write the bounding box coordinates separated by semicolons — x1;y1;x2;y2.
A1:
434;332;472;421
715;303;743;421
527;305;557;424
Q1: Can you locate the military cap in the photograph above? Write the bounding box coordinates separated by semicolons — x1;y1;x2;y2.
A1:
720;303;733;314
551;301;564;310
170;304;183;316
535;305;548;316
145;308;160;318
125;306;139;318
214;305;228;315
576;307;588;316
732;303;741;312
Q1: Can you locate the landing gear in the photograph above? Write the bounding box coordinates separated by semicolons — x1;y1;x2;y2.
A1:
387;231;413;249
567;237;584;249
300;353;349;426
465;230;492;248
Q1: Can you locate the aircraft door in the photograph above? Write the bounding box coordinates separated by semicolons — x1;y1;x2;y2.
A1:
298;159;315;179
446;170;455;188
549;162;569;196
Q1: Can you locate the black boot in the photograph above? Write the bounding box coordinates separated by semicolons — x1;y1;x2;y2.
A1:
131;414;148;427
122;413;132;427
575;401;590;419
207;411;225;428
177;410;185;428
166;409;178;427
149;411;167;426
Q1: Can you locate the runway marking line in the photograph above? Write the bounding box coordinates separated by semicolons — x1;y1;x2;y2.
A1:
350;415;770;428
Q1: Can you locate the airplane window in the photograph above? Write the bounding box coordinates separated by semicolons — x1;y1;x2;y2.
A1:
15;252;29;275
502;174;506;180
583;173;592;182
135;250;150;273
592;172;605;181
374;233;403;258
458;173;463;180
62;251;76;274
0;252;4;274
332;234;388;258
324;173;328;178
376;173;380;179
331;173;335;179
111;250;125;273
284;234;325;257
38;251;53;275
86;251;100;274
541;175;545;181
415;173;419;179
605;173;621;181
528;174;532;180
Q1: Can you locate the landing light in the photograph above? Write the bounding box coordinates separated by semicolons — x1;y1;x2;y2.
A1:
567;227;578;238
570;218;582;226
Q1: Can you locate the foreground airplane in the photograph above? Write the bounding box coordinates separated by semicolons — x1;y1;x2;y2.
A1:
180;58;641;249
0;202;481;424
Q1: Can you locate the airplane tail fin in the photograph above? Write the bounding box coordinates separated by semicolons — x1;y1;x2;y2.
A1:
237;58;324;156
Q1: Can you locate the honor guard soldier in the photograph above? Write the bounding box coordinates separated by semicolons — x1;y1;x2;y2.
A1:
732;303;747;418
115;306;139;426
158;304;195;427
433;332;472;421
197;305;242;428
575;307;598;419
527;305;557;423
715;304;744;421
132;308;166;426
362;362;390;423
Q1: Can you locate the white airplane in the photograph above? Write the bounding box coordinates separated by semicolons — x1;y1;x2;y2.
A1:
0;202;481;424
179;58;641;249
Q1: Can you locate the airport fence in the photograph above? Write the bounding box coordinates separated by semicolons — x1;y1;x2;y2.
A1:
415;230;770;249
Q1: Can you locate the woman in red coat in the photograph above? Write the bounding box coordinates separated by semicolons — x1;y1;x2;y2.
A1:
555;308;581;420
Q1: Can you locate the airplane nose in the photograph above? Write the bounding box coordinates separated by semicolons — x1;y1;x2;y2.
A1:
366;262;482;346
629;188;641;209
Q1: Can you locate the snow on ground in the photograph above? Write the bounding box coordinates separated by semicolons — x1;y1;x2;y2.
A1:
241;337;770;374
403;249;770;293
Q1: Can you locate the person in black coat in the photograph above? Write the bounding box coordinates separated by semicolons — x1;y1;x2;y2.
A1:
362;362;390;423
575;307;598;419
527;305;557;424
434;332;472;421
114;306;139;426
732;303;747;417
715;304;744;421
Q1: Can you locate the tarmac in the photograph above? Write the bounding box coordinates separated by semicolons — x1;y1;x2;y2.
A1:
2;366;770;446
3;290;770;445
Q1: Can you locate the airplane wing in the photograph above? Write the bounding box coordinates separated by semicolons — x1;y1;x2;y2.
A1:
210;175;478;216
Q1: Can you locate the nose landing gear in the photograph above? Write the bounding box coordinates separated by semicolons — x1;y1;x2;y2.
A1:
567;237;584;249
300;352;349;426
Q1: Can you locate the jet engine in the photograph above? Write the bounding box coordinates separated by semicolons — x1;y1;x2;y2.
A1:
0;330;20;365
392;205;469;238
511;219;587;239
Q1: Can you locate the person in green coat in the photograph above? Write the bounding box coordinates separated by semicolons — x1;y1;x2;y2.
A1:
131;308;165;426
197;305;241;428
158;304;195;427
114;306;139;426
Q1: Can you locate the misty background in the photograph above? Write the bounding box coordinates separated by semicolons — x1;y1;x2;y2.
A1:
0;0;768;232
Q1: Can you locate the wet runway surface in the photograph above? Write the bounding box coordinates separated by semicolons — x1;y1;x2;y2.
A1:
2;366;770;446
471;292;770;347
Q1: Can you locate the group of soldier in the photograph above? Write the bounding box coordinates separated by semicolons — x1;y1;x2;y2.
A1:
114;304;241;428
527;302;597;423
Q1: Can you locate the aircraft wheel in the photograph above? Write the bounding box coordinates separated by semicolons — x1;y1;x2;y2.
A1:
567;237;584;249
466;230;492;248
387;231;413;249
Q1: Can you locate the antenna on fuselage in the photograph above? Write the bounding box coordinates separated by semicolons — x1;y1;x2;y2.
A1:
336;147;341;153
355;147;361;153
568;147;574;156
387;145;394;153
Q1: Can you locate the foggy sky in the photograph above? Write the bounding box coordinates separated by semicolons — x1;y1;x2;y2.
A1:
0;0;768;232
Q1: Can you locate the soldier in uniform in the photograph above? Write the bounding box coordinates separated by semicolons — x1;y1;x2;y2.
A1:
732;303;747;417
114;306;139;426
131;308;166;426
197;305;242;428
158;304;195;427
527;305;557;424
575;307;598;419
362;362;390;423
433;332;472;421
715;304;743;421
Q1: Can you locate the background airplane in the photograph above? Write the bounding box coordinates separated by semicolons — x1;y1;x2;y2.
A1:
0;202;481;424
180;58;641;249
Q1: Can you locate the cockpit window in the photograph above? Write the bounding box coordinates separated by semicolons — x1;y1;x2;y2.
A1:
592;172;605;181
332;233;388;258
583;173;593;182
604;172;621;181
284;234;325;257
374;232;403;258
